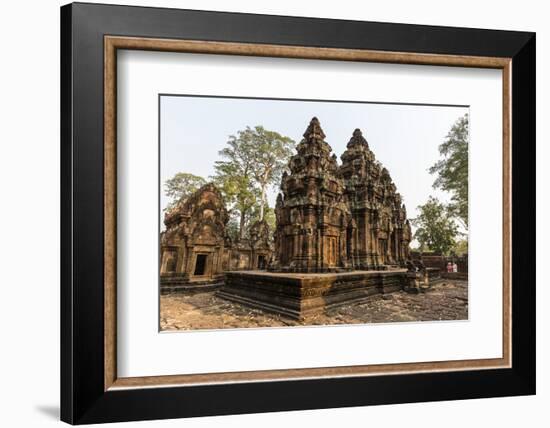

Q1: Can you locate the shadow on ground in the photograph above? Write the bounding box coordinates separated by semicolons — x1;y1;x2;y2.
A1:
35;405;59;420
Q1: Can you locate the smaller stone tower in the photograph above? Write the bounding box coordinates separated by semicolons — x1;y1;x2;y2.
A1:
339;128;411;269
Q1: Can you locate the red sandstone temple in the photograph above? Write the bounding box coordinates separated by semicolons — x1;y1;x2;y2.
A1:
161;117;432;318
160;184;272;293
270;117;412;273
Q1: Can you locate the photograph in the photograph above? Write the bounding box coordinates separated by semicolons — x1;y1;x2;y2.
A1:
53;1;536;425
159;95;469;331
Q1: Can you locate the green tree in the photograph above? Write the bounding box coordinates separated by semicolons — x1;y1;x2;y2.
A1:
212;126;294;238
452;239;468;256
212;136;259;240
225;217;240;243
248;203;276;235
164;172;206;209
262;206;276;234
244;126;295;220
413;196;460;255
429;113;469;228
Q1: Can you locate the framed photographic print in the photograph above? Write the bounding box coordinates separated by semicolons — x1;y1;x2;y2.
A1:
60;2;535;424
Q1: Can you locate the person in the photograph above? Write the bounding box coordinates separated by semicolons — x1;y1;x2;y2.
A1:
447;261;453;273
453;262;458;273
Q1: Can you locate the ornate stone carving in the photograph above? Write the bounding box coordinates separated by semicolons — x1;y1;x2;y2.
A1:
270;117;352;273
339;128;411;269
227;220;273;271
162;118;414;303
160;183;275;293
270;119;412;273
220;118;417;319
160;183;229;292
247;219;273;269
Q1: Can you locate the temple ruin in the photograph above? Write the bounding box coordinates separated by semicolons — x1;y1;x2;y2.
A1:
266;118;412;274
160;185;273;293
269;117;353;273
161;117;436;317
160;183;229;293
221;117;430;319
339;127;412;269
227;220;273;271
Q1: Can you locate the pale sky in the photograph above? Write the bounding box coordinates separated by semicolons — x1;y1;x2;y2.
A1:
160;95;467;235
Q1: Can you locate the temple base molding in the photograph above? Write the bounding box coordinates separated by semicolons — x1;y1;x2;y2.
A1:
160;274;224;295
219;269;409;320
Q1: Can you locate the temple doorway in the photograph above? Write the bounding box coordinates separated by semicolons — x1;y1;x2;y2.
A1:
257;255;266;270
194;254;208;276
165;254;176;273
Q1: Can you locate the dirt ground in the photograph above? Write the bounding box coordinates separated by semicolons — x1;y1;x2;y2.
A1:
160;280;468;331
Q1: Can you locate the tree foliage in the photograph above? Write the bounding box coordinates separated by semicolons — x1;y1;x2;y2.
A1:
212;152;258;240
451;239;468;256
211;126;294;239
244;126;295;220
225;217;241;243
429;113;469;228
262;206;276;234
248;204;276;235
164;172;206;210
413;196;460;255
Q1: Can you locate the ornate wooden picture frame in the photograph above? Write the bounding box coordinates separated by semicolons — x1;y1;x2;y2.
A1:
61;2;535;424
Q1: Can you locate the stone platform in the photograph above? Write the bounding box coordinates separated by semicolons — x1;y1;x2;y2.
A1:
218;269;408;320
160;274;223;295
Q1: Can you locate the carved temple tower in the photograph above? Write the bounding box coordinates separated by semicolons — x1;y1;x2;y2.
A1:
270;117;353;272
222;119;423;320
160;183;229;291
339;128;412;269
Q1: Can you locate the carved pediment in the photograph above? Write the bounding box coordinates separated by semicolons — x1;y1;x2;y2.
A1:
163;183;229;248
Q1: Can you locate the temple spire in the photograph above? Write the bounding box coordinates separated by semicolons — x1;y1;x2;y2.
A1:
346;128;369;149
303;116;326;142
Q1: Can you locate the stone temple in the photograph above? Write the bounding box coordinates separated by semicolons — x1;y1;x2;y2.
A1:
219;117;429;319
339;127;412;269
160;184;273;293
269;117;353;273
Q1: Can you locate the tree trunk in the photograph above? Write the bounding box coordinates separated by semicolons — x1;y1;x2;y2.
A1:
259;185;266;220
239;210;246;240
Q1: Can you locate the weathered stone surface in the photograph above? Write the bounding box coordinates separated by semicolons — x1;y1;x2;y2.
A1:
441;272;468;281
227;219;273;271
219;118;419;318
220;269;407;320
160;183;229;293
269;118;412;274
339;128;412;269
161;280;468;330
160;185;273;293
404;267;442;293
270;117;352;273
411;251;469;275
161;117;456;323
